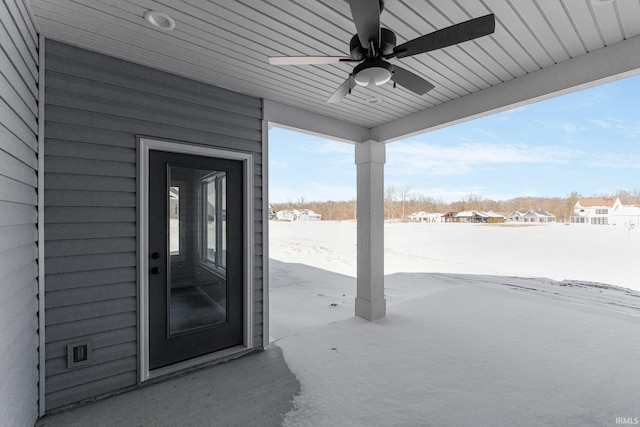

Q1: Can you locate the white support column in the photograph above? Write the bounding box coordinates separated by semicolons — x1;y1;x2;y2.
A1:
355;140;386;321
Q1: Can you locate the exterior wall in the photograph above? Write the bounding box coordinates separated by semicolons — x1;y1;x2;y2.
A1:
0;1;40;425
43;40;264;411
610;206;640;227
571;207;610;224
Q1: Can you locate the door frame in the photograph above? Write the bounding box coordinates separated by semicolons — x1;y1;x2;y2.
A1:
137;137;254;381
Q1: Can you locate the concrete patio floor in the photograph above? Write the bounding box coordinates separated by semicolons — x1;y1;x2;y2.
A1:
36;345;299;427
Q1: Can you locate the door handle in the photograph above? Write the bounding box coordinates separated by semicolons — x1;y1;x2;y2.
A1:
150;266;160;275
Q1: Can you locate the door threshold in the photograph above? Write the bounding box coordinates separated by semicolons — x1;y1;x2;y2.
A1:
148;345;253;381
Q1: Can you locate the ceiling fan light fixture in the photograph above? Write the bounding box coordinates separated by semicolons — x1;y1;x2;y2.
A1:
144;11;176;30
353;59;393;87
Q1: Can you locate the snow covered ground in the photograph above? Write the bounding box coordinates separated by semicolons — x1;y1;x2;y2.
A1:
269;221;640;426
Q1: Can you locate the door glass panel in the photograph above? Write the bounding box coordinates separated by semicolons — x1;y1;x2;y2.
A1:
168;165;227;336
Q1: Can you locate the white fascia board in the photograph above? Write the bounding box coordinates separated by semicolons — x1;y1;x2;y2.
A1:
372;34;640;143
263;99;370;144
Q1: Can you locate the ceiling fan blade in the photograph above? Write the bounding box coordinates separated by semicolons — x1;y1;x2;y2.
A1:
327;75;355;103
346;0;381;49
391;66;435;95
393;14;495;59
268;56;354;65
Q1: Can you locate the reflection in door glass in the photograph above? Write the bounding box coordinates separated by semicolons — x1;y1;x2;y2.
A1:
203;174;227;270
168;166;227;335
169;186;180;255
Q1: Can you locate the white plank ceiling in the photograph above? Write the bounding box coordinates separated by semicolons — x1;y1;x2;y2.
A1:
26;0;640;133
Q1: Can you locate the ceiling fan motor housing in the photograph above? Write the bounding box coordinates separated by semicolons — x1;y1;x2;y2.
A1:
350;28;397;60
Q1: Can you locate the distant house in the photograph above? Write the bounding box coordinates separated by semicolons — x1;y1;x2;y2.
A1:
610;204;640;227
482;211;507;223
469;211;506;223
299;209;322;221
570;197;621;225
455;211;475;223
408;212;443;222
276;210;297;221
443;211;505;223
507;209;555;223
442;212;458;222
506;210;525;221
275;209;321;221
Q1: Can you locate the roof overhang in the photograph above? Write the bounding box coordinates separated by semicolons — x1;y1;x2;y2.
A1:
372;34;640;143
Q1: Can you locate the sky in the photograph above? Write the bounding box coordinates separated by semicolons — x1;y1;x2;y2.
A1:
268;74;640;204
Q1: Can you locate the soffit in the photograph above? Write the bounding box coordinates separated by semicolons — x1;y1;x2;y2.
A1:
27;0;640;135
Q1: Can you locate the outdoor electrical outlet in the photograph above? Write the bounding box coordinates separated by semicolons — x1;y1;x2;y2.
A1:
67;340;92;369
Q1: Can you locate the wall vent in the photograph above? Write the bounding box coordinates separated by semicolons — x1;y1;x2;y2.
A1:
67;340;93;369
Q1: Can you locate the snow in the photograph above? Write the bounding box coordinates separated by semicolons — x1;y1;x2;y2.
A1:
269;221;640;426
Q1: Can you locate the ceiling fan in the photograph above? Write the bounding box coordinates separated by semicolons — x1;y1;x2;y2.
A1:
268;0;495;103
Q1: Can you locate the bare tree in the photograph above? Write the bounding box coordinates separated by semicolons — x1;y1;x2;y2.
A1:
384;185;398;219
325;200;336;221
398;185;412;220
297;196;306;209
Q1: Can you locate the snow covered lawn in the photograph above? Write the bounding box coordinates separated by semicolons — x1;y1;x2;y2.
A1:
270;221;640;426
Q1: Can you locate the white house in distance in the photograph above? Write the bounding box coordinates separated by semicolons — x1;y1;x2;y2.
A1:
570;197;622;225
507;209;556;223
275;209;322;221
408;212;443;223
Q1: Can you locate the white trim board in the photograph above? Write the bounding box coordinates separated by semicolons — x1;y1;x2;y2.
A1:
263;99;369;144
260;104;270;349
37;32;46;418
137;137;255;382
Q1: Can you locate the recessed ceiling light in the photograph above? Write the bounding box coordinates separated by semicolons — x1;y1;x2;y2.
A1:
366;97;381;105
144;11;176;30
591;0;615;5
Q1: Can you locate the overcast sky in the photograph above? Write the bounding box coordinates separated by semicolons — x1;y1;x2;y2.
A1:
269;74;640;203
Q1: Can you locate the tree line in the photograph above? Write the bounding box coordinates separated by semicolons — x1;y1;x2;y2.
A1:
271;188;640;222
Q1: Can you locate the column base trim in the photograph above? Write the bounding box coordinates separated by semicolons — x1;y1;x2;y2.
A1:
355;297;386;321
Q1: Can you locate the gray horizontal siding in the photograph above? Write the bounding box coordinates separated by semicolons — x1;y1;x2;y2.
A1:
45;139;136;162
45;105;260;152
44;40;262;118
0;122;37;168
46;282;136;308
45;206;136;223
45;223;136;240
46;312;137;343
0;1;39;426
44;40;264;410
45;238;136;257
46;267;136;291
46;368;137;411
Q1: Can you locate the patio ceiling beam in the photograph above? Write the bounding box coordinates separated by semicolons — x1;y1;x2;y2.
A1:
263;99;370;144
371;34;640;143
